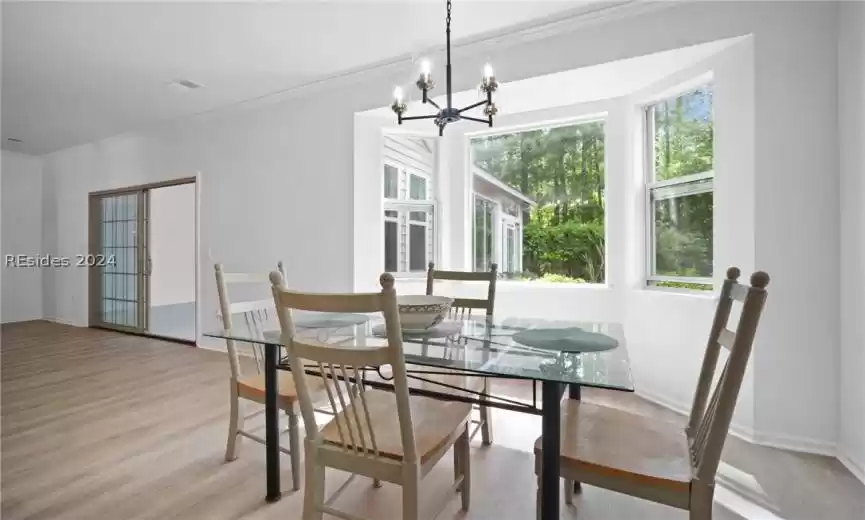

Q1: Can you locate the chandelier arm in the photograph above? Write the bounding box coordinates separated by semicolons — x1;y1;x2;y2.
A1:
458;100;489;113
401;114;439;121
461;115;493;124
425;98;442;110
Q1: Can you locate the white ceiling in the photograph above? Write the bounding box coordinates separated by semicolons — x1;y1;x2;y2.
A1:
1;0;608;155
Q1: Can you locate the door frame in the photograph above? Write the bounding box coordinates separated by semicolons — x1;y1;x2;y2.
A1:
87;176;199;344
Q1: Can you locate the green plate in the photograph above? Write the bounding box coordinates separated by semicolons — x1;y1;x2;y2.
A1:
511;327;618;353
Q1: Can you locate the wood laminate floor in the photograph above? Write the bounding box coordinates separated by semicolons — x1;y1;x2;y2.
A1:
2;321;863;520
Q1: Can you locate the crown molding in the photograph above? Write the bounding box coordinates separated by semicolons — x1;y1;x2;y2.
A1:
204;1;676;116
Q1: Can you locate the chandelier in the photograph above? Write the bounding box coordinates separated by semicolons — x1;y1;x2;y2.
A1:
391;0;499;136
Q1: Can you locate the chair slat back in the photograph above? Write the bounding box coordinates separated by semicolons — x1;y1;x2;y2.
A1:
270;271;419;465
214;261;286;380
425;262;497;319
686;267;770;481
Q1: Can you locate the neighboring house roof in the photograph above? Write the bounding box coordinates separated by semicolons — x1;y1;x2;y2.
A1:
472;165;536;206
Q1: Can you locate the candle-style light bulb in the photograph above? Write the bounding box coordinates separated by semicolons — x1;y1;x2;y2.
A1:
483;63;494;79
420;60;431;78
393;86;404;103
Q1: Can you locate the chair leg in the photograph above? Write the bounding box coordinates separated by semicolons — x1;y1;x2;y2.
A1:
480;378;494;446
302;448;325;520
536;474;542;520
458;423;471;511
453;435;461;488
564;478;574;505
287;409;301;491
225;384;244;462
402;472;420;520
689;484;714;520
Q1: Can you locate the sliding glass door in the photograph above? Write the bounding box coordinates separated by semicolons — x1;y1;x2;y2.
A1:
89;189;150;333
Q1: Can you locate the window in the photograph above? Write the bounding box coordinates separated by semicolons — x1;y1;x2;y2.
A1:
409;174;427;200
645;84;714;290
384;165;399;199
383;160;435;274
474;195;495;271
470;119;606;283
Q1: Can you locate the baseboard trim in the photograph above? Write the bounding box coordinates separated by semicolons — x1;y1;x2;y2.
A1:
838;449;865;485
197;343;228;354
750;431;837;458
635;388;756;442
637;388;837;456
43;317;82;327
636;388;865;486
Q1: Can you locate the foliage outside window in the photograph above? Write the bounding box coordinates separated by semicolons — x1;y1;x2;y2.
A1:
646;84;714;290
383;162;434;274
471;119;606;283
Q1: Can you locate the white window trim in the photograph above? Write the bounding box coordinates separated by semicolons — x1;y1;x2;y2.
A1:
643;84;714;286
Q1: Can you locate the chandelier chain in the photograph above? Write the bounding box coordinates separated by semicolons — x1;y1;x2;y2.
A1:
446;0;451;30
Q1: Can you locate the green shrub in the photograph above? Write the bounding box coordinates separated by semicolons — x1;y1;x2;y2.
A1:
539;273;586;283
522;216;605;283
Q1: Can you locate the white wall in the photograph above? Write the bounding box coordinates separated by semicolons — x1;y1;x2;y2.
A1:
149;183;196;307
1;150;43;323
623;40;758;435
838;0;865;482
41;1;843;451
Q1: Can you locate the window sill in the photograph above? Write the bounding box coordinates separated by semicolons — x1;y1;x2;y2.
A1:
395;278;612;290
641;285;718;300
498;280;611;290
390;274;428;282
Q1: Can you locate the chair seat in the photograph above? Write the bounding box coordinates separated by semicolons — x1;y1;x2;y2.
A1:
534;400;693;495
321;390;472;464
237;371;307;410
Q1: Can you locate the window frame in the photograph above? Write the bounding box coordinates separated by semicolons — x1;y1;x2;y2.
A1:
643;83;715;287
382;158;437;276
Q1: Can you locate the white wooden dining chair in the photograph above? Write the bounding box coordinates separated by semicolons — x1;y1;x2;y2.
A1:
533;268;770;519
424;261;497;446
214;261;305;491
270;271;472;520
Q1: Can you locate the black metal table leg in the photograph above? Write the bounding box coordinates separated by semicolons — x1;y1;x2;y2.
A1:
264;342;282;503
567;383;583;494
540;382;563;520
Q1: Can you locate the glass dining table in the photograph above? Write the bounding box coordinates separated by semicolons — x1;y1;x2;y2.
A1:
205;312;633;520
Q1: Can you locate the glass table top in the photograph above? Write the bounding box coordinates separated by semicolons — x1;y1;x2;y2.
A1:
204;312;633;390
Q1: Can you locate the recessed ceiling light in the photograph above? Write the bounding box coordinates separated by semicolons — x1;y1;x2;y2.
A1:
7;138;22;143
167;78;204;91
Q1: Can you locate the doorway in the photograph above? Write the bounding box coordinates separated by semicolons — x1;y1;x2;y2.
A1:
88;178;197;343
